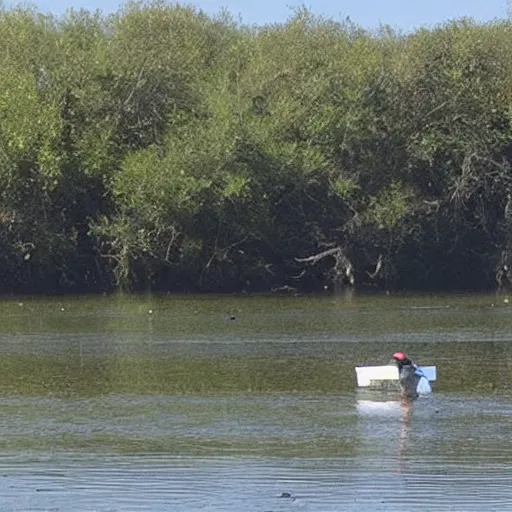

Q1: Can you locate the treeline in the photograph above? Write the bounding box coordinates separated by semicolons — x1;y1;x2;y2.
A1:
0;2;511;293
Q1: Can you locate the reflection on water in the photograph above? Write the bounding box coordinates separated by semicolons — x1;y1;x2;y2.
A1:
356;396;415;473
0;293;508;510
398;396;414;471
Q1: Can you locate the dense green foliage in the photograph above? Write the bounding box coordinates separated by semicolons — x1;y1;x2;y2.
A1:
0;2;511;293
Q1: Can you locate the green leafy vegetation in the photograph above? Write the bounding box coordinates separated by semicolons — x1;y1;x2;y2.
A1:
0;3;511;292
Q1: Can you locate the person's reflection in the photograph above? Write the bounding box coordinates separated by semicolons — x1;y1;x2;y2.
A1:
396;396;414;473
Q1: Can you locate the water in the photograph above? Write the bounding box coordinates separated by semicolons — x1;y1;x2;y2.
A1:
0;292;509;511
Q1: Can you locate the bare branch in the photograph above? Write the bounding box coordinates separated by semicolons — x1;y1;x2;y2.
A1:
295;246;341;264
296;246;355;286
366;253;383;279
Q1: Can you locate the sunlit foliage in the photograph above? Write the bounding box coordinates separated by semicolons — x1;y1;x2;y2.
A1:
0;3;510;292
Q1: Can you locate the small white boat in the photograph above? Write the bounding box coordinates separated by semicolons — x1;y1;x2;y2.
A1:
355;365;436;388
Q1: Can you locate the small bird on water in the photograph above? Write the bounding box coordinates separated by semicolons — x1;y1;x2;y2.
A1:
392;352;432;398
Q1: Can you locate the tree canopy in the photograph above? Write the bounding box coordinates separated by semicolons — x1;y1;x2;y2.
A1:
0;3;511;293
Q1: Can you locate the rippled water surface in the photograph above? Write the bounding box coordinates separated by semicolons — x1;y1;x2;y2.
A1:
0;293;510;511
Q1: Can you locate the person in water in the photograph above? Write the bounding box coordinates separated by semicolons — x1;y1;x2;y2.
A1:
392;352;432;398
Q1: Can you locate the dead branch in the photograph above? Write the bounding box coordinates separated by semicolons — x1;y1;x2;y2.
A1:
496;249;512;291
295;247;342;265
366;253;383;279
271;285;298;294
296;246;355;286
164;225;180;263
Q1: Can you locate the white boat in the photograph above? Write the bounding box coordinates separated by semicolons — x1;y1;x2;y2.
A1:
355;365;436;388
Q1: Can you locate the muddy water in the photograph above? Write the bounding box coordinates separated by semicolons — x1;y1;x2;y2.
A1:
0;293;509;511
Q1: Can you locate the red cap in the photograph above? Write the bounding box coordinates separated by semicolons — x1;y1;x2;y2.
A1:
393;352;407;361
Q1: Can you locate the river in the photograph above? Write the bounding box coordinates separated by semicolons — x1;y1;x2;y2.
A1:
0;292;509;511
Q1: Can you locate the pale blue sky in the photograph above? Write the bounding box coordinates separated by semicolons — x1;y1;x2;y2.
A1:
196;0;508;30
10;0;509;30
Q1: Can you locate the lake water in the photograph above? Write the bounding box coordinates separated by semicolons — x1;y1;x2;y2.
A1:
0;292;510;511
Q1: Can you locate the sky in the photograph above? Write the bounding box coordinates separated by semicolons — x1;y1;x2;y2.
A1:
9;0;509;31
196;0;508;30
